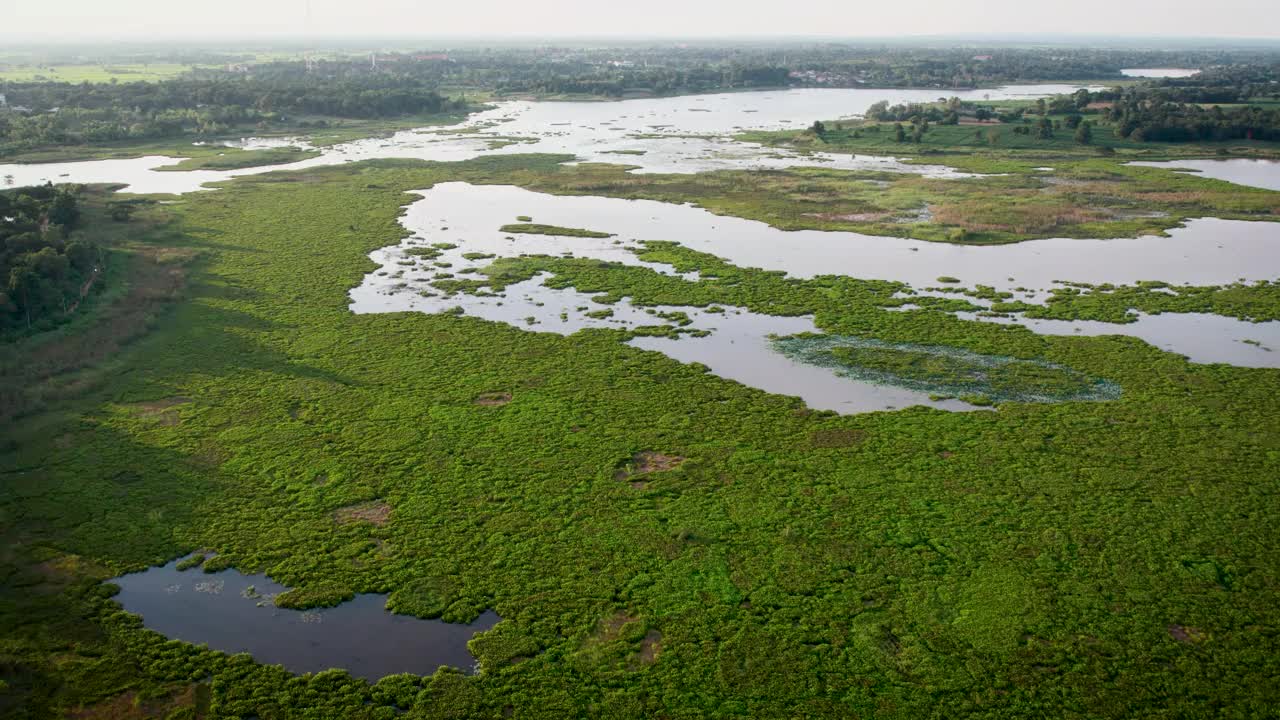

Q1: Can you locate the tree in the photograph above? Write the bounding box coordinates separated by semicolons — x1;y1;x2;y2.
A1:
1074;121;1094;145
810;120;826;136
893;123;905;142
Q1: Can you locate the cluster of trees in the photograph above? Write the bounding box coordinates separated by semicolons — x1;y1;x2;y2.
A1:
0;65;467;156
867;90;1097;126
859;76;1280;145
1106;100;1280;142
1093;68;1280;142
1;184;99;331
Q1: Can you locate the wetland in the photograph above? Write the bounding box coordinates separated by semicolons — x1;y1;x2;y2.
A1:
4;49;1280;719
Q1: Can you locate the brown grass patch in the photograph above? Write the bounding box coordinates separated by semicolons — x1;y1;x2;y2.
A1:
810;429;868;448
474;391;513;406
632;451;683;473
1136;190;1237;204
803;211;893;222
614;451;685;488
35;552;110;588
1168;624;1208;644
130;396;192;426
634;629;663;666
597;611;639;641
334;500;392;526
932;201;1110;234
68;684;205;719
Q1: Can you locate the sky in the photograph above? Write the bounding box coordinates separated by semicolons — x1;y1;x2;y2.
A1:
4;0;1278;40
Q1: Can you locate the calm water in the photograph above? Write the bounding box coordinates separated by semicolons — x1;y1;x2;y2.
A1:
1121;68;1200;78
349;182;1280;412
111;557;500;680
0;84;1099;193
1128;159;1280;191
359;183;1280;291
958;311;1280;368
5;86;1275;411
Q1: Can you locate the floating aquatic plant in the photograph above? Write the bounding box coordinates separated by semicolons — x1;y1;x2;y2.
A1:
774;334;1121;404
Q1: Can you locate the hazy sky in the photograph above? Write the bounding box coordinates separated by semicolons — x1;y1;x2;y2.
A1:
6;0;1278;40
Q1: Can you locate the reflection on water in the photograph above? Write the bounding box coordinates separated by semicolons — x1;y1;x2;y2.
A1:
348;182;1279;415
959;311;1280;368
111;557;500;680
1128;158;1280;191
360;183;1280;290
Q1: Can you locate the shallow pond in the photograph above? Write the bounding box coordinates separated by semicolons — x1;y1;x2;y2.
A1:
111;557;500;680
1128;158;1280;191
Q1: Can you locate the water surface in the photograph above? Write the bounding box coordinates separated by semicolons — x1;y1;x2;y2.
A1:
1120;68;1200;78
111;557;499;680
0;84;1101;193
349;183;1280;415
1128;158;1280;191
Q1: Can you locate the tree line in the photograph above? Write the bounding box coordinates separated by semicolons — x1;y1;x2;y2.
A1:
0;66;467;157
1;184;99;332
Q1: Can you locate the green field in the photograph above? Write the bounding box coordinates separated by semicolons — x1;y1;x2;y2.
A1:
0;63;215;83
2;154;1278;717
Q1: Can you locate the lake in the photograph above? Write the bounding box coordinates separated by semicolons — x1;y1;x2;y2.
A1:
0;84;1099;193
1120;68;1200;78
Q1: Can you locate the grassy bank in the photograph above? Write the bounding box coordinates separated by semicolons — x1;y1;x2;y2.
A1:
489;158;1280;245
155;147;321;172
1;156;1277;717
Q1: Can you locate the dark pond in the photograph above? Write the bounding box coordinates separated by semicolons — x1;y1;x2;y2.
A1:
110;557;500;680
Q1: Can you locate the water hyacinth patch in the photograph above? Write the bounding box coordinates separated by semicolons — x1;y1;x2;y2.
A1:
773;334;1121;404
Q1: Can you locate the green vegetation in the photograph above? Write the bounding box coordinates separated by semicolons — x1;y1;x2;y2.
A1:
487;158;1279;245
3;156;1277;717
497;223;615;238
174;554;206;571
155;147;320;172
775;335;1121;403
1009;280;1280;324
0;67;471;160
0;63;217;83
1;184;93;333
